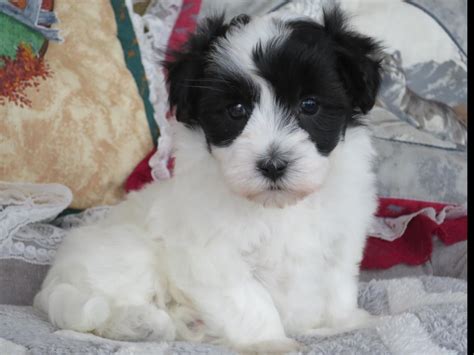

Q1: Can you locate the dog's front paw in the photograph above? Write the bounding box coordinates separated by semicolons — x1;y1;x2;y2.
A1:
303;309;382;338
96;305;176;342
349;308;376;324
302;327;341;337
140;307;176;342
236;337;304;354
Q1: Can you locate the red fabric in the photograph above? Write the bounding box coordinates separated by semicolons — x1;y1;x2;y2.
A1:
125;149;175;192
125;148;156;192
166;0;202;55
440;217;468;244
361;198;467;270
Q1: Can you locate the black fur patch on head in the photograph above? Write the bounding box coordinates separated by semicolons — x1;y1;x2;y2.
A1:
253;22;349;155
197;69;260;146
163;14;229;126
252;6;382;155
322;6;382;114
229;14;251;27
163;14;260;146
163;7;381;154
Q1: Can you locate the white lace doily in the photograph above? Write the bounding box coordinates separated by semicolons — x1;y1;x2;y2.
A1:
0;182;109;265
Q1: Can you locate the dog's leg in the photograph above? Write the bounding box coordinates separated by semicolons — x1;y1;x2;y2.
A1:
304;266;375;337
35;224;175;342
198;283;300;353
95;304;176;341
166;246;299;352
303;309;384;337
294;268;381;338
325;269;361;324
310;217;376;337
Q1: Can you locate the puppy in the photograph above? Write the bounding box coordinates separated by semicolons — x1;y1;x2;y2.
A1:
35;7;382;352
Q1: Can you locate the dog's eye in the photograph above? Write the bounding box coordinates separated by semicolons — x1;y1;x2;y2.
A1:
300;98;319;115
227;103;248;120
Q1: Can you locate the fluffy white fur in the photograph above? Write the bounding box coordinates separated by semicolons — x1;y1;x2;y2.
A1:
35;14;379;353
35;121;377;351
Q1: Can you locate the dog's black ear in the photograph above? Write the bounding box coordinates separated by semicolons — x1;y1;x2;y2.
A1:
229;14;251;27
163;14;250;125
323;6;382;114
163;15;229;125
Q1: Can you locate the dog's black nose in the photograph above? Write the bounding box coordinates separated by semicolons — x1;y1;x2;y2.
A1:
257;159;288;181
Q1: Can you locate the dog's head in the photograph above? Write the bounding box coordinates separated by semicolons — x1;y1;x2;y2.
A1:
164;7;382;208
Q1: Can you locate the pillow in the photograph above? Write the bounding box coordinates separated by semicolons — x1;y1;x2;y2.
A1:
372;137;467;204
377;50;467;148
0;0;154;209
406;0;466;55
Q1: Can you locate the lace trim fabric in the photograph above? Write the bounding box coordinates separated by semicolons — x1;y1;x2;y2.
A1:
125;0;183;181
368;203;467;242
0;182;109;265
0;181;71;264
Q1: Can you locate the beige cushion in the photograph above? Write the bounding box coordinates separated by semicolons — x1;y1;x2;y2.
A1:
0;1;153;209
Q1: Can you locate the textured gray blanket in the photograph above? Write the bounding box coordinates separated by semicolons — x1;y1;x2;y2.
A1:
0;276;466;354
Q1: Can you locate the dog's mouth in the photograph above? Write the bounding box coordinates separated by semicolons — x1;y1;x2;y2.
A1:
244;186;313;209
226;174;320;209
269;185;283;191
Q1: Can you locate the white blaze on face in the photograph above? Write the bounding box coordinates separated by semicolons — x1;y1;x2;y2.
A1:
212;80;330;208
207;15;331;208
211;15;289;75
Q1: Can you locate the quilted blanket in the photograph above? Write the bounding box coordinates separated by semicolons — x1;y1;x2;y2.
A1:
0;276;467;354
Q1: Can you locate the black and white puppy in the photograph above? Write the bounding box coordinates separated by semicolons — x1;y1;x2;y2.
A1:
35;7;382;352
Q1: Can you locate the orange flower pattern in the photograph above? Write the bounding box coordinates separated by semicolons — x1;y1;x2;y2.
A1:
0;43;51;107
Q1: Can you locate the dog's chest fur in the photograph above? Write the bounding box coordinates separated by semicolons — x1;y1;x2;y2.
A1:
128;123;377;332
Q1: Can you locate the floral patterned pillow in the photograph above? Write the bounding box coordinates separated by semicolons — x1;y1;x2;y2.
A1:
0;0;154;209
